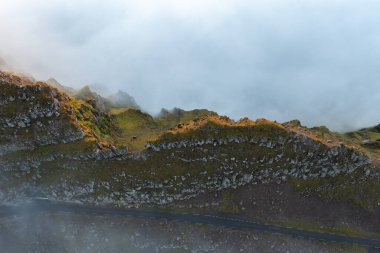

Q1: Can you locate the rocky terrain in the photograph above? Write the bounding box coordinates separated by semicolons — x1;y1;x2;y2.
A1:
1;69;380;252
0;71;85;155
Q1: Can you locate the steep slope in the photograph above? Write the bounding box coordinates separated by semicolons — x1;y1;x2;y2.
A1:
73;85;111;113
345;125;380;162
109;108;219;151
1;71;380;240
73;86;141;113
0;70;122;157
110;108;159;151
283;120;380;165
0;70;86;155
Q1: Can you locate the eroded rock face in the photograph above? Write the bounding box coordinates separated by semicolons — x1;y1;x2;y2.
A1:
148;133;370;178
0;80;375;206
0;70;377;213
0;72;85;155
0;126;375;209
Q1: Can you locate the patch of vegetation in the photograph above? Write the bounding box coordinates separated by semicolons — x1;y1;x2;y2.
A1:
218;190;240;213
109;108;222;151
155;108;217;130
155;116;286;143
68;97;114;145
290;171;380;212
110;108;161;151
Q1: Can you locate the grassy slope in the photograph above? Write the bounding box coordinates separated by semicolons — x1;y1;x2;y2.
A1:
119;120;380;237
28;120;291;194
109;108;218;151
345;127;380;164
281;121;380;211
109;108;160;151
284;121;380;165
3;71;380;240
155;108;218;130
3;85;378;212
17;118;379;239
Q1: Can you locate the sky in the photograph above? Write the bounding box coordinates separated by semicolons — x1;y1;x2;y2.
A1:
0;0;379;131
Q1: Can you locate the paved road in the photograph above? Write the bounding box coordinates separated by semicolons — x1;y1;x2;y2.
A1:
1;201;380;249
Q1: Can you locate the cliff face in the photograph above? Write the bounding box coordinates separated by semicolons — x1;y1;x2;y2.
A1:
0;70;85;155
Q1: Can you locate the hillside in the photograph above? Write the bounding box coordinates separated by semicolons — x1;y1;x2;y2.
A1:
0;70;85;154
156;107;218;129
108;107;218;151
0;70;120;156
1;70;380;247
283;120;380;165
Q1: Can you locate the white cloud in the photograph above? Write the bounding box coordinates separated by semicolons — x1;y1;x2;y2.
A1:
0;0;379;131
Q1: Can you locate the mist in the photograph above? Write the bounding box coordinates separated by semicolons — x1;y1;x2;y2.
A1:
1;0;380;131
0;211;344;253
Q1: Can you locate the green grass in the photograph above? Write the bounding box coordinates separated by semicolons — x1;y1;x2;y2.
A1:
290;170;380;212
155;108;217;129
218;190;240;213
109;108;219;151
155;119;287;144
110;108;161;151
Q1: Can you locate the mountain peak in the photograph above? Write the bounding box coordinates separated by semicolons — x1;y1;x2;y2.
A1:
107;90;140;109
74;85;95;99
46;77;60;86
46;78;76;95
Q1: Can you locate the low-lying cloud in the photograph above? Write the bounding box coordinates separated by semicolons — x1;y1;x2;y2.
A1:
1;0;379;131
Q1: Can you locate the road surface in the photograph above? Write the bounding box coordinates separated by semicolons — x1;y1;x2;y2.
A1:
1;201;380;249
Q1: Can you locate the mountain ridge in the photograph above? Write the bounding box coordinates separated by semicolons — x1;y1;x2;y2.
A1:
1;69;380;243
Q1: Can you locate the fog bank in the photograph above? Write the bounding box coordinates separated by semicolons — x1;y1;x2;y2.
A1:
1;0;380;131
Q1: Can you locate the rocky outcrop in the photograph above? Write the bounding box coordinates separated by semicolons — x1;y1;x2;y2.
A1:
0;69;378;212
147;133;370;178
74;86;110;112
1;129;374;208
0;71;85;155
